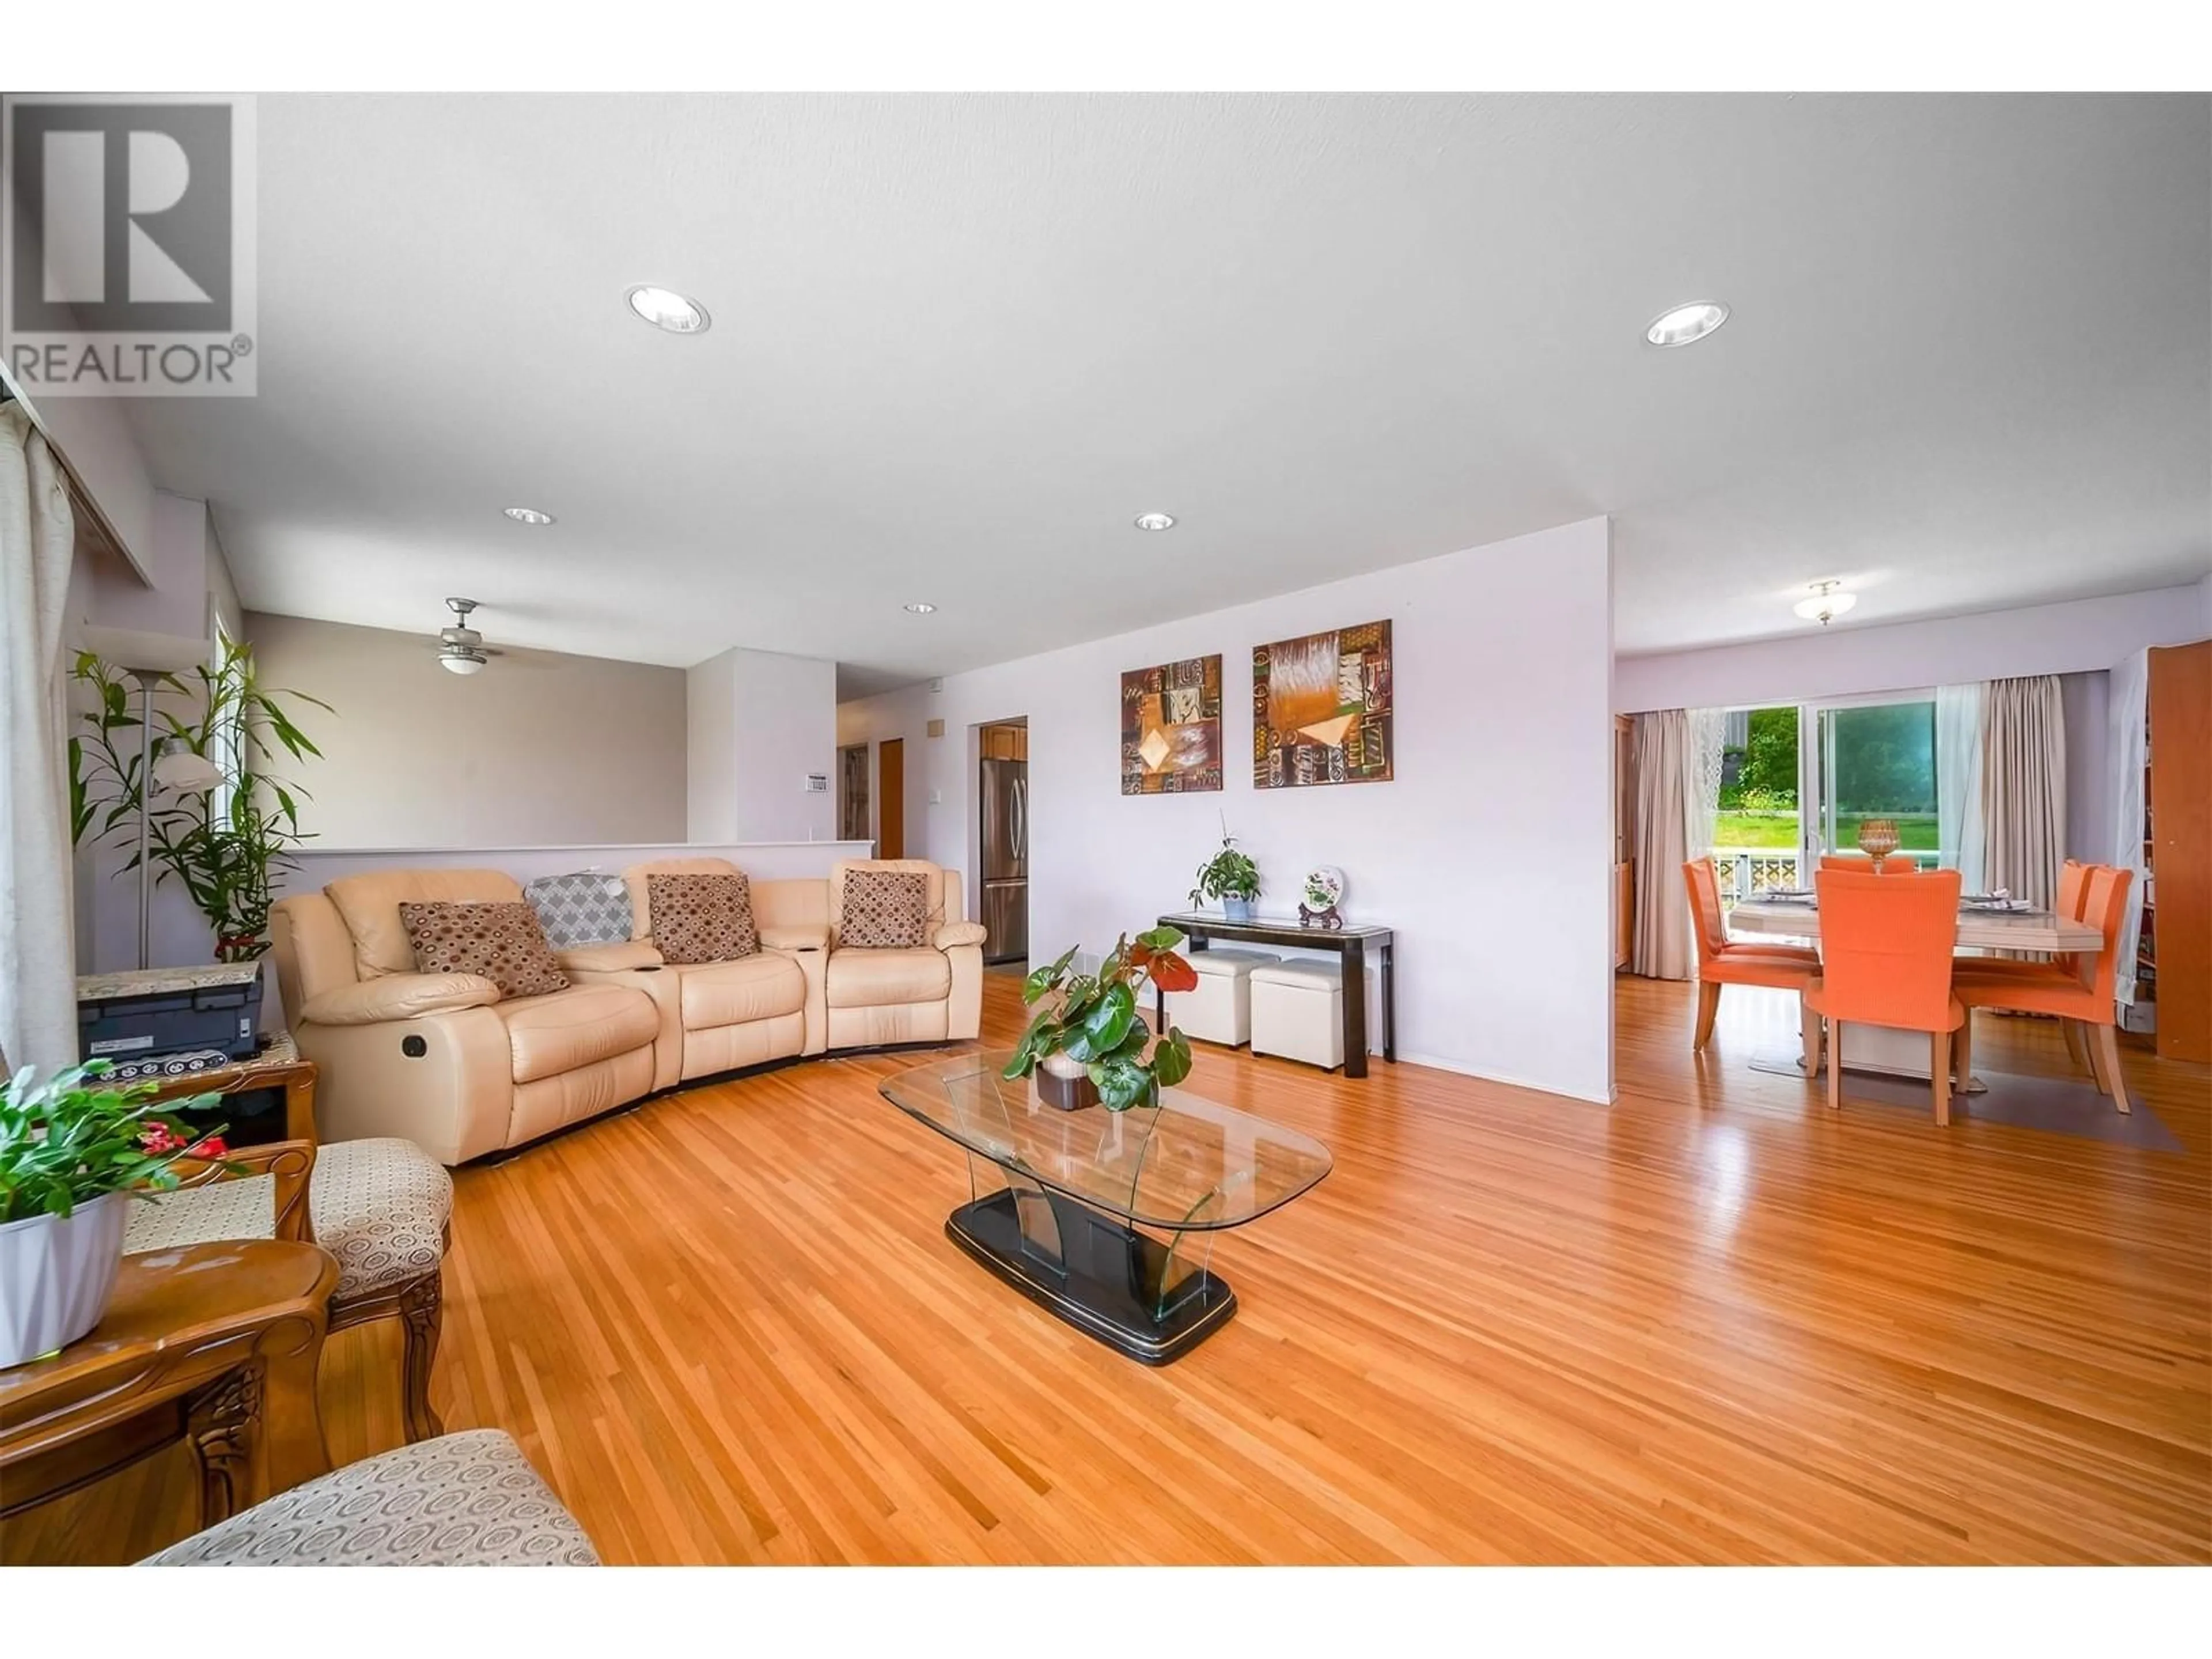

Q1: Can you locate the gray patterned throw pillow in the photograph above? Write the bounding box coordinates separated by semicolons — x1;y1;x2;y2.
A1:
524;872;635;948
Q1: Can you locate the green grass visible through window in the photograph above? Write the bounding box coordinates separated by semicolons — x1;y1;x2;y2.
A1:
1711;812;1940;853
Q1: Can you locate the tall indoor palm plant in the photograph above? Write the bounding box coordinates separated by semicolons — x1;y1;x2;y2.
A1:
70;638;329;961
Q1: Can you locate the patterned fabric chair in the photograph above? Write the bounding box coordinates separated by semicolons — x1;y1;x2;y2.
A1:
126;1137;453;1442
139;1430;598;1566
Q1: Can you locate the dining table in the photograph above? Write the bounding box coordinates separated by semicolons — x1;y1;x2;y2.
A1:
1729;894;2102;1085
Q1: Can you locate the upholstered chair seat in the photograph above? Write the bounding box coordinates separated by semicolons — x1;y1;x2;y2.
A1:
126;1137;453;1441
139;1430;598;1567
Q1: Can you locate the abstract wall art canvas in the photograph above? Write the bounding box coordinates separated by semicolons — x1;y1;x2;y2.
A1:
1252;619;1394;789
1120;654;1224;794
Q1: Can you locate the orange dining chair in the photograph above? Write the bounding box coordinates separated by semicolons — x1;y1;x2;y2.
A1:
1953;865;2135;1113
1952;859;2097;1073
1804;867;1967;1124
1683;858;1823;1071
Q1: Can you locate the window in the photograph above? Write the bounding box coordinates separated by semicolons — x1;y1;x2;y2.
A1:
1709;704;1801;904
1808;696;1940;869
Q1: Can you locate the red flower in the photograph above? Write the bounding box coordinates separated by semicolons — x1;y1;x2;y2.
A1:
188;1135;228;1158
1147;952;1199;995
139;1123;184;1154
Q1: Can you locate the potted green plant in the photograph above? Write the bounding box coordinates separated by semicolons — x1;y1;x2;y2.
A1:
0;1062;228;1368
71;637;329;961
1189;832;1262;923
1003;929;1199;1111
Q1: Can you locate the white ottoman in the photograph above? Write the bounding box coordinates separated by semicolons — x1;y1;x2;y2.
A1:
1161;948;1280;1047
1248;960;1346;1070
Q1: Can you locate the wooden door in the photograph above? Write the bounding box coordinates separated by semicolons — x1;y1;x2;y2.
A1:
2148;641;2210;1061
877;739;905;859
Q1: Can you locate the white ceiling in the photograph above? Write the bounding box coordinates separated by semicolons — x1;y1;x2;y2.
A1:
118;93;2211;698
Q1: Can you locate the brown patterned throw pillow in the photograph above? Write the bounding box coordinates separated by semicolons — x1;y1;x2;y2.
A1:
397;902;569;999
646;872;759;965
840;869;930;948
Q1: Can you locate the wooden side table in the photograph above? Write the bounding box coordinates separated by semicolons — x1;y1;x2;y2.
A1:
144;1033;317;1146
0;1238;338;1529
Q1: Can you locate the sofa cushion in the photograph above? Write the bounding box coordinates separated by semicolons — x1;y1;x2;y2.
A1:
827;946;953;1007
328;869;524;979
828;859;946;936
623;856;741;942
400;901;570;998
675;955;806;1031
499;983;660;1084
524;872;635;948
647;872;759;965
838;869;929;948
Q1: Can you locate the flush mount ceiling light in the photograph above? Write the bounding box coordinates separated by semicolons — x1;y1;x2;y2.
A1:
903;602;937;615
1793;580;1859;625
1134;512;1176;532
624;285;711;335
502;506;555;525
1645;301;1730;347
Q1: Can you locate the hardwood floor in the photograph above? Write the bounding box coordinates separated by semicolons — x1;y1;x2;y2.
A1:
9;974;2208;1564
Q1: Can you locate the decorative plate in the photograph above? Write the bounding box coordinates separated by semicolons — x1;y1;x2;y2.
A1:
1304;865;1346;910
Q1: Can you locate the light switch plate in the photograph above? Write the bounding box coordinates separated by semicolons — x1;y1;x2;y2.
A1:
929;788;944;805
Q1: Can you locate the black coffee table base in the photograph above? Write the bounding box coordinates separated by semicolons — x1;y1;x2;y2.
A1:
946;1187;1238;1366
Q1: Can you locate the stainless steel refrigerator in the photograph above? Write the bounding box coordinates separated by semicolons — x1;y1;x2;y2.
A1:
979;757;1028;964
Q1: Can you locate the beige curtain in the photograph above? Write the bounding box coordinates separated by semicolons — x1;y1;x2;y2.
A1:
1;402;79;1071
1980;675;2066;912
1630;709;1693;980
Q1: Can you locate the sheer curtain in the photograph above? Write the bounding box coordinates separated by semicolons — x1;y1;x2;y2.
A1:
2105;650;2150;1006
1981;675;2066;914
1935;681;1987;892
1;403;78;1071
1630;709;1692;980
1685;707;1728;867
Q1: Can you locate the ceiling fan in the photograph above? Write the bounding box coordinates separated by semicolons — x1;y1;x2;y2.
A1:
431;597;503;676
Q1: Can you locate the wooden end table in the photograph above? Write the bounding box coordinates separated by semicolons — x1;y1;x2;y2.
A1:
143;1032;318;1147
0;1238;338;1530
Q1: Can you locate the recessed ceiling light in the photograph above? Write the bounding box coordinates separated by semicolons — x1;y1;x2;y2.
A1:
904;602;937;615
1134;512;1176;532
502;506;555;525
624;285;711;335
1645;301;1730;348
1793;581;1858;624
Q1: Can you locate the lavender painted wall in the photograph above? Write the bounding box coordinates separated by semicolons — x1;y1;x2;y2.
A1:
840;517;1618;1105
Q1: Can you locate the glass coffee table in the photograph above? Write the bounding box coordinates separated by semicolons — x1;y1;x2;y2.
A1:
878;1052;1332;1365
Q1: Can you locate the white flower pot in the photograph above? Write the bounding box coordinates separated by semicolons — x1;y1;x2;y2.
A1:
0;1194;130;1370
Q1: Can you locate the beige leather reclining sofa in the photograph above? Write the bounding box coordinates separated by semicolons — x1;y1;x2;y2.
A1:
269;857;984;1165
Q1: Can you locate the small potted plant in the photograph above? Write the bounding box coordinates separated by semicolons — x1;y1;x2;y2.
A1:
1189;832;1262;923
1004;929;1199;1111
0;1062;228;1368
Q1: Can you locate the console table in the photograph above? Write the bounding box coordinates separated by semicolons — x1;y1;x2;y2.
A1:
1153;911;1396;1078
